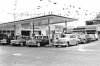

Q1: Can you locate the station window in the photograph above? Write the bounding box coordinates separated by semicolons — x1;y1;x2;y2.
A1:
7;30;10;33
0;30;2;33
3;30;6;33
86;21;93;25
11;30;14;33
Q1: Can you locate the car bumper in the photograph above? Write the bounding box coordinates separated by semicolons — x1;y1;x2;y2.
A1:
10;43;20;45
0;42;7;43
54;43;67;46
26;43;37;46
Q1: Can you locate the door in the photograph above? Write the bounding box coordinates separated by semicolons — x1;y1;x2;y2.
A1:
21;31;30;36
69;35;75;45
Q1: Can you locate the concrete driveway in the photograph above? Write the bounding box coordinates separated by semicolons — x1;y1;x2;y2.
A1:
0;40;100;66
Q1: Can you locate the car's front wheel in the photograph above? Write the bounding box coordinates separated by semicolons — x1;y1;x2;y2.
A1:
76;41;79;45
64;42;69;47
20;43;24;46
83;40;86;44
37;42;40;47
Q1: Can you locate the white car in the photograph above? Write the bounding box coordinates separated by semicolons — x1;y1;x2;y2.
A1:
54;34;80;47
89;34;97;41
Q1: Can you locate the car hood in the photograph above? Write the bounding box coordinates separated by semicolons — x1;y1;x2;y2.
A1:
0;39;6;41
27;40;36;42
57;38;70;42
11;40;21;43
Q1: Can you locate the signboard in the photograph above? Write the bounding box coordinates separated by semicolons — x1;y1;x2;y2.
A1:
21;23;32;29
55;25;63;33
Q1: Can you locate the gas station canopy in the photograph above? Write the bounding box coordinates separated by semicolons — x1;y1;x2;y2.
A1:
0;14;78;27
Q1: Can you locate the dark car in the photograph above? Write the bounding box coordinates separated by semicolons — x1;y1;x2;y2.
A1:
10;37;26;46
0;34;14;45
35;36;49;47
39;39;49;47
26;36;49;47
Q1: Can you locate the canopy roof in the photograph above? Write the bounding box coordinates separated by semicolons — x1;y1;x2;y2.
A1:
73;25;97;31
0;14;78;27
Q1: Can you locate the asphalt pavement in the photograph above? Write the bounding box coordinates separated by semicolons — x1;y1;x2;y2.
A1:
0;40;100;66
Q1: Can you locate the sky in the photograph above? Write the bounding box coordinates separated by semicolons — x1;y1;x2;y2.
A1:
0;0;100;27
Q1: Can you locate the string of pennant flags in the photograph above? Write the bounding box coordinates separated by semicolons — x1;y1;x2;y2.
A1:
5;0;98;21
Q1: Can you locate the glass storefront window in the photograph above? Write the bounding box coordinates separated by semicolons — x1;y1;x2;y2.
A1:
11;30;14;33
7;30;10;33
3;30;6;33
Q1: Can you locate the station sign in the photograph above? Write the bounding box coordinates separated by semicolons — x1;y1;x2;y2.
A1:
55;25;63;33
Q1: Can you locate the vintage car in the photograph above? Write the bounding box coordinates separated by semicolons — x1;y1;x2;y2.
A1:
0;34;14;45
78;34;91;44
85;34;92;43
0;39;7;44
26;36;49;47
26;37;41;47
39;39;49;46
89;34;97;41
54;34;80;47
10;37;26;46
94;34;99;40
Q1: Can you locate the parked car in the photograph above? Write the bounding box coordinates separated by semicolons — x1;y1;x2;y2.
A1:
74;34;82;44
38;37;49;47
94;34;99;40
26;36;49;47
54;34;80;47
26;37;41;47
89;34;97;41
85;34;92;43
10;37;26;46
78;34;91;44
0;34;14;45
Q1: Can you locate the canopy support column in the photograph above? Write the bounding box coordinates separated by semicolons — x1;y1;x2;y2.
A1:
65;20;67;26
65;19;67;33
33;22;34;37
14;24;16;39
48;18;51;46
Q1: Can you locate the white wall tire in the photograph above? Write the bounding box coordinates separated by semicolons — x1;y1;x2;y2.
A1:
76;41;79;45
37;42;40;47
83;40;86;44
20;43;23;46
64;42;69;47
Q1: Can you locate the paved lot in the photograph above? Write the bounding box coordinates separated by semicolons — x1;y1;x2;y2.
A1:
0;40;100;66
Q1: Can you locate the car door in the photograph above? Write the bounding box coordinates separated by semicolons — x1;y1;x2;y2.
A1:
72;35;77;45
69;35;75;45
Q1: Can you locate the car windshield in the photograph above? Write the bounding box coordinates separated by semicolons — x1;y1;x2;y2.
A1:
60;34;70;38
